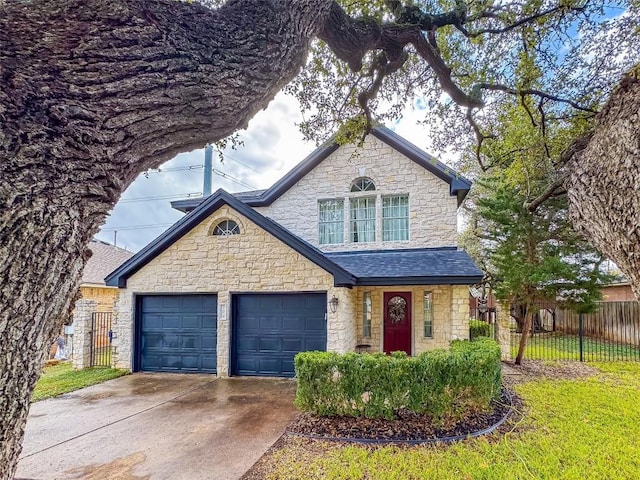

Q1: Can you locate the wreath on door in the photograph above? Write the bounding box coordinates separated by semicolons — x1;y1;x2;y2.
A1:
387;296;407;324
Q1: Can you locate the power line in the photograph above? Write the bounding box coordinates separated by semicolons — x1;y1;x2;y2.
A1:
221;152;264;174
212;169;256;190
119;192;202;203
100;223;175;231
143;164;204;174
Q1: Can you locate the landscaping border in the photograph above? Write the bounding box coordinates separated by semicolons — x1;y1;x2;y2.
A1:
285;388;514;445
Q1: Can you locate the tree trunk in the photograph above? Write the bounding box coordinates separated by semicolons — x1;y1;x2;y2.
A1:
565;73;640;300
515;306;534;365
0;0;332;476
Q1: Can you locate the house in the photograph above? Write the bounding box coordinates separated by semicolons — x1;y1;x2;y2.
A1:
80;240;135;312
600;279;636;302
106;127;483;377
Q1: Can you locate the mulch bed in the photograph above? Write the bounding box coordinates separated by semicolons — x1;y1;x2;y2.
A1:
286;388;513;443
242;362;597;479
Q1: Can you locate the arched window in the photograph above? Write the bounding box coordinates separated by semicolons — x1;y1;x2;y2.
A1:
212;219;240;236
350;177;376;192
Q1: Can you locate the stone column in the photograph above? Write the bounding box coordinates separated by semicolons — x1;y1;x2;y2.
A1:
72;299;97;369
496;301;512;361
450;286;470;341
216;291;230;378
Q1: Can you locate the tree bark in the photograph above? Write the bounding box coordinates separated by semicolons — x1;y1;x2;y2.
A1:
564;73;640;300
0;0;332;476
515;306;533;365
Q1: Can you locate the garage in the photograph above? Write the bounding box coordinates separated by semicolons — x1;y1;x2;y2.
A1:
232;293;327;377
136;294;217;373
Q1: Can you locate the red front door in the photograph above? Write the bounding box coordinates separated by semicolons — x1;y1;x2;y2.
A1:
383;292;412;354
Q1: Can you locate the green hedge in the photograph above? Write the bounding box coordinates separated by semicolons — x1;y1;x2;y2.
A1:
294;338;502;421
469;319;492;339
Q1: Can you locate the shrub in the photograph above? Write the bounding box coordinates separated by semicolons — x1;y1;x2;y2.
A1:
469;319;491;339
294;338;502;421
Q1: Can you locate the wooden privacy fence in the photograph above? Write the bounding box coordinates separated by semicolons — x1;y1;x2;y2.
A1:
555;301;640;347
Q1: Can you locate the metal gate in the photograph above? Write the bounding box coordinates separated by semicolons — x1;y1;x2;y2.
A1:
91;312;113;367
509;302;640;362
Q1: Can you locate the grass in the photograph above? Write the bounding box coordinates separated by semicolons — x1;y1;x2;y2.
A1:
32;362;129;402
260;362;640;479
511;332;640;361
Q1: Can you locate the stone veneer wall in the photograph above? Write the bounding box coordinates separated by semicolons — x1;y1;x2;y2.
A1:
80;285;119;312
353;285;469;354
255;135;459;251
112;205;356;376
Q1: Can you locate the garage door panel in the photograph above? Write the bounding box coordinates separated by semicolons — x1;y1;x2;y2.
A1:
258;337;280;352
138;294;217;373
233;293;326;377
142;315;163;329
305;338;326;351
259;316;281;331
236;336;258;352
281;338;304;352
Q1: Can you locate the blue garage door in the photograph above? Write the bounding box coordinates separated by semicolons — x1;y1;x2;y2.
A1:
138;294;217;373
232;293;327;377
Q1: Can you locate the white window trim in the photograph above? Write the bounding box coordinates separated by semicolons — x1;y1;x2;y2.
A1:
382;194;410;242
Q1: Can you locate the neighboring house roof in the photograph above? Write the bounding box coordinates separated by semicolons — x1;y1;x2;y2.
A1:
326;248;484;286
83;240;134;286
106;189;482;288
105;189;357;288
171;126;472;213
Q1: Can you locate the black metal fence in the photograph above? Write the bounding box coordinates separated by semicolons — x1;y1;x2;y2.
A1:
508;301;640;362
90;312;113;367
469;306;497;341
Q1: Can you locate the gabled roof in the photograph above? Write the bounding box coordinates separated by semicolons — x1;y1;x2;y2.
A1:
83;240;134;286
107;188;483;288
105;189;356;288
171;126;472;213
326;247;484;286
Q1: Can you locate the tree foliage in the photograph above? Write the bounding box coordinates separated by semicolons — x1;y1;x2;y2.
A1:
288;0;638;152
464;102;612;363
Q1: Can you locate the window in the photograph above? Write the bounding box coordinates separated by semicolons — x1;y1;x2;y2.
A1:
318;200;344;244
350;177;376;192
350;197;376;243
383;195;409;241
212;219;240;236
423;292;433;338
363;292;372;338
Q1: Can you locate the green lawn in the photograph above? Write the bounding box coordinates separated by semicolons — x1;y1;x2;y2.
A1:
32;362;128;402
261;362;640;479
512;332;640;361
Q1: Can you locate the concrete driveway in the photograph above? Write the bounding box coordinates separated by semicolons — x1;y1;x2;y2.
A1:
16;373;298;480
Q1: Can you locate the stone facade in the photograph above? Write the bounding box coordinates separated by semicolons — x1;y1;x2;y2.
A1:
496;301;513;360
352;285;469;354
255;135;458;251
79;285;119;312
112;205;355;375
72;299;97;369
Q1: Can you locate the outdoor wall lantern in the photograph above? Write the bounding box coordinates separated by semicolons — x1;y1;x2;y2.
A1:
329;295;339;313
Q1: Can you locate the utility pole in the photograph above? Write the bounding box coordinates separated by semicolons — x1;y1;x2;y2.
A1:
204;144;213;196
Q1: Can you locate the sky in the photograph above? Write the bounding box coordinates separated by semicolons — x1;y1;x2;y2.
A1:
95;92;442;253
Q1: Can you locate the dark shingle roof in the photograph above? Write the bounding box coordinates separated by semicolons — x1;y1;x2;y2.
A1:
326;247;483;285
83;240;134;286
